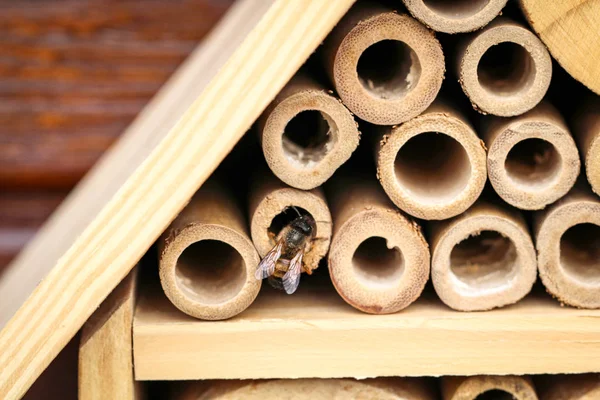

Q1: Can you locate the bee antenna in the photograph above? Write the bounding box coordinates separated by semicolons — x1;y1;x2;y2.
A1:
290;206;302;217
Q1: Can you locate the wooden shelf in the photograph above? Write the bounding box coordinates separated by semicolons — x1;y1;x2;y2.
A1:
133;278;600;381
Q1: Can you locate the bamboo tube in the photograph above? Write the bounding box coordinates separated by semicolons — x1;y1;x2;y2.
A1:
534;182;600;308
322;3;445;125
258;74;360;190
483;102;580;210
429;199;537;311
537;374;600;400
403;0;508;33
442;376;538;400
571;97;600;195
375;99;487;220
249;170;332;276
158;180;260;320
174;378;435;400
455;17;552;117
327;174;430;314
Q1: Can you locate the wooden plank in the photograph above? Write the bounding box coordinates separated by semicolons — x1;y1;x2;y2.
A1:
0;0;355;398
79;267;140;400
134;282;600;380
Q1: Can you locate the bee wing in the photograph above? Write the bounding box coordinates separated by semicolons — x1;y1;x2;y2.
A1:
255;241;283;280
282;250;303;295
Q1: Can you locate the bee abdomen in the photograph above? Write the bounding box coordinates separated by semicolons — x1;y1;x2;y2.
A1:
268;276;284;291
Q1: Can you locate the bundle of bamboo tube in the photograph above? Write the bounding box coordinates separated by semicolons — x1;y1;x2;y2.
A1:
154;0;599;320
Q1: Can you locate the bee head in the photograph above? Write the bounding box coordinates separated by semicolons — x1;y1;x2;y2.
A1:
292;214;316;237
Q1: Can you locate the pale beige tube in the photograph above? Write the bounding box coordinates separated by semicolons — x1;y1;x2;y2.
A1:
456;17;552;116
537;374;600;400
430;199;537;311
258;73;360;190
442;376;538;400
323;3;444;125
327;174;430;314
571;97;600;195
483;101;580;210
249;169;332;275
174;378;435;400
375;98;487;220
158;180;260;320
403;0;508;33
534;182;600;308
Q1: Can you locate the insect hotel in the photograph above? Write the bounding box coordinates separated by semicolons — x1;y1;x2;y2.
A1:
1;0;600;399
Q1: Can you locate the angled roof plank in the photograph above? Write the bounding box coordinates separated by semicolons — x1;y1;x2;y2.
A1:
0;0;356;398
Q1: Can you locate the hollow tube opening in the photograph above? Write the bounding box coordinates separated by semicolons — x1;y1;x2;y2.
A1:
268;206;312;238
175;240;247;304
352;237;404;286
504;138;561;188
475;390;514;400
450;230;517;290
477;42;535;97
282;110;335;166
357;40;421;100
423;0;490;19
560;223;600;284
395;132;472;205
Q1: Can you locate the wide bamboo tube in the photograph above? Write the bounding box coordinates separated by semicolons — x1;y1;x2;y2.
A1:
249;170;332;275
323;3;444;125
327;174;430;314
403;0;507;33
376;99;487;220
174;378;435;400
534;183;600;308
158;180;260;320
571;97;600;195
430;199;537;311
258;73;360;190
537;374;600;400
442;376;538;400
483;102;580;210
455;18;552;117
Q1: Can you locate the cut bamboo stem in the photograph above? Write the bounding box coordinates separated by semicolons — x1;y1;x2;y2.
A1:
430;199;537;311
375;98;487;220
327;174;430;314
258;73;360;190
442;375;538;400
456;17;552;116
174;378;434;400
159;180;260;320
571;97;600;196
403;0;507;33
323;3;445;125
537;374;600;400
249;169;332;275
534;183;600;308
483;101;580;210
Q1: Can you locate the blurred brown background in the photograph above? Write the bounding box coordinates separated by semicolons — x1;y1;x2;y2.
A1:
0;0;234;398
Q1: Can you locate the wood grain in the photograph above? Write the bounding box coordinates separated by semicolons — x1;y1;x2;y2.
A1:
0;0;355;398
79;268;140;400
133;281;600;380
0;0;233;189
520;0;600;95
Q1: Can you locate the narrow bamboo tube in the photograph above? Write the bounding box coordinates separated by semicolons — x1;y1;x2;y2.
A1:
158;180;260;320
456;17;552;116
375;99;487;220
430;199;537;311
249;170;332;274
534;182;600;308
322;3;445;125
537;374;600;400
174;378;435;400
442;376;538;400
327;173;430;314
571;97;600;195
258;73;360;190
483;102;580;210
403;0;508;33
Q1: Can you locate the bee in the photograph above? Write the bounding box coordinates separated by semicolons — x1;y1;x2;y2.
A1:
255;208;317;294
